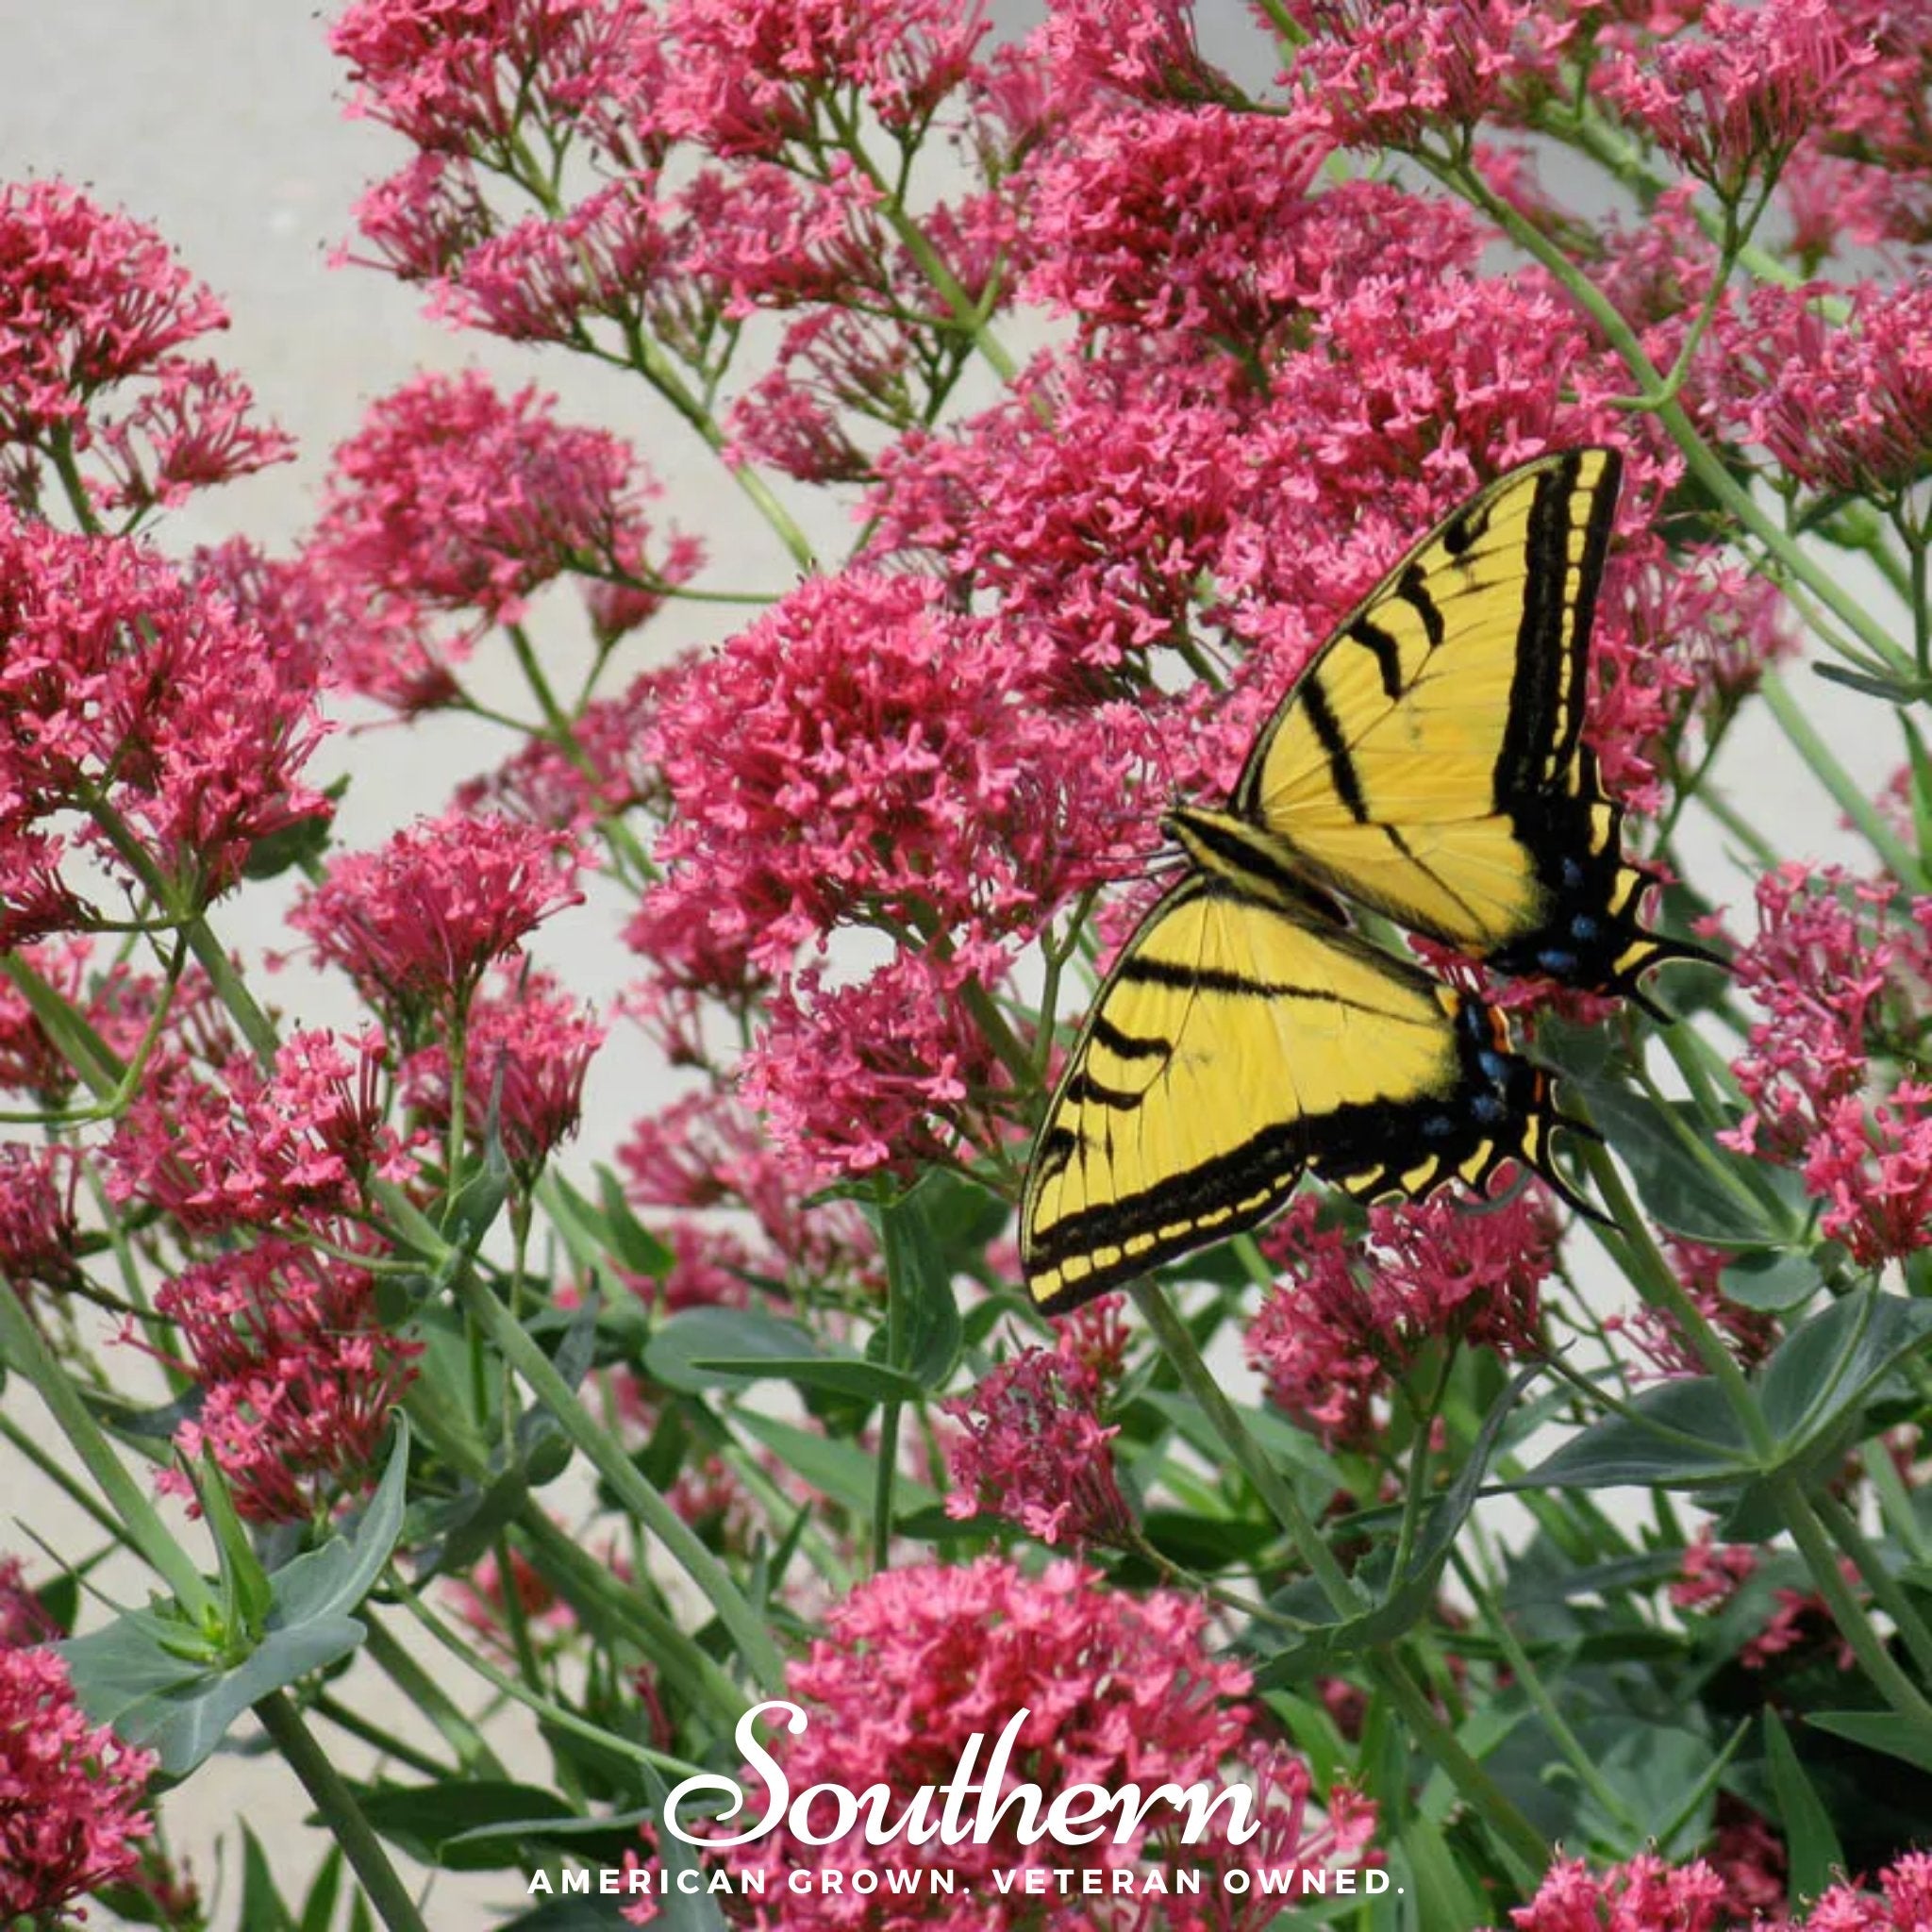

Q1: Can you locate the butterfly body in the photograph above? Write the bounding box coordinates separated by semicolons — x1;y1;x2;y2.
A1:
1021;447;1707;1314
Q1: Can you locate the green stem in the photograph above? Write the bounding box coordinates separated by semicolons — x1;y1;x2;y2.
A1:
1449;1551;1641;1835
253;1690;430;1932
1575;1138;1774;1459
1760;669;1928;889
1809;1489;1932;1686
450;1273;785;1693
1128;1279;1548;1882
0;1282;214;1622
1767;1473;1932;1733
359;1619;508;1778
389;1573;708;1783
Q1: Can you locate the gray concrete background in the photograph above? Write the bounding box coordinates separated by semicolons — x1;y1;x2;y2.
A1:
0;3;1891;1925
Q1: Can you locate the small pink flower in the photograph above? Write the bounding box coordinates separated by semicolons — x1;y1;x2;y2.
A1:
1249;1191;1555;1450
0;1646;155;1920
0;1144;81;1299
303;371;697;708
942;1333;1135;1548
1599;0;1874;195
1495;1853;1729;1932
0;511;329;939
291;809;584;1015
402;962;606;1168
636;1555;1374;1926
0;180;291;514
1729;278;1932;499
149;1240;420;1524
108;1023;409;1232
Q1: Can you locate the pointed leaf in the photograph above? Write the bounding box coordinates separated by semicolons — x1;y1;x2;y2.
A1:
1584;1086;1781;1244
1763;1711;1844;1907
644;1308;817;1393
1522;1379;1752;1489
1807;1709;1932;1774
876;1174;964;1390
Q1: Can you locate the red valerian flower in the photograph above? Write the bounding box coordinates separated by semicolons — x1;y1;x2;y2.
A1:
632;1556;1374;1928
402;962;606;1168
1598;0;1873;196
303;371;699;708
1249;1192;1556;1451
1493;1852;1729;1931
1500;1850;1932;1931
0;179;291;514
647;0;991;158
291;809;584;1017
1722;863;1932;1263
1277;0;1574;153
150;1239;420;1524
941;1330;1136;1548
0;1144;82;1300
1727;278;1932;501
108;1023;412;1232
0;510;329;942
0;1646;156;1920
620;1088;876;1292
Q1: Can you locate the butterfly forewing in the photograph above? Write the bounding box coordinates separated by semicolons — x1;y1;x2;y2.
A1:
1232;448;1624;962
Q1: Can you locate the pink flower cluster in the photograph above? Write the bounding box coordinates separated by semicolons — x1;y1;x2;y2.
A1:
942;1323;1135;1548
641;1555;1374;1929
620;1088;876;1306
150;1239;419;1524
631;571;1150;1175
291;808;584;1019
401;962;606;1170
0;180;291;516
1248;1191;1557;1449
1723;863;1932;1264
302;371;700;711
0;1646;154;1920
108;1022;410;1232
0;509;329;943
1497;1850;1932;1931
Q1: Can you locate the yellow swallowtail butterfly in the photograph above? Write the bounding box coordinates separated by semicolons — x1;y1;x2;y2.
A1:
1021;447;1706;1313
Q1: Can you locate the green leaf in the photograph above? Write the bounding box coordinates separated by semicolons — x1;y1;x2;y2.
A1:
876;1173;965;1390
595;1164;675;1277
694;1354;921;1402
353;1780;575;1871
58;1607;212;1732
1720;1249;1824;1315
1521;1379;1752;1489
734;1410;941;1521
643;1307;818;1393
198;1451;273;1641
1815;660;1924;704
122;1617;370;1776
1257;1372;1531;1679
1763;1711;1844;1907
239;1822;297;1932
1582;1086;1779;1244
1758;1290;1932;1459
269;1416;410;1628
1395;1813;1484;1931
297;1846;346;1932
1807;1709;1932;1774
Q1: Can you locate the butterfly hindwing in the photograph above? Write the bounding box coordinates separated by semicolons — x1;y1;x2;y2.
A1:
1020;447;1707;1312
1021;874;1564;1314
1231;447;1681;993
